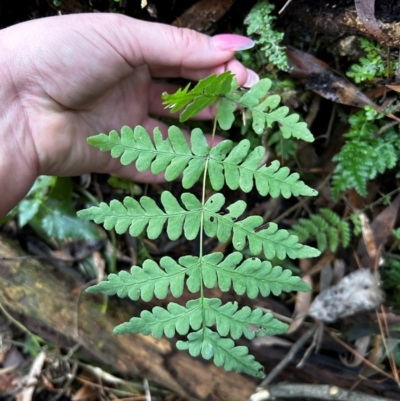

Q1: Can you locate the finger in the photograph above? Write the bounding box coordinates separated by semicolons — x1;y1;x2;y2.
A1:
106;16;256;86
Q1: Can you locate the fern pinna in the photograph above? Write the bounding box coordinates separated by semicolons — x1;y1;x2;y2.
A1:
78;72;320;377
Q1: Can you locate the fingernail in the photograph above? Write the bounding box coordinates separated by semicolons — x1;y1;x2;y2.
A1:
243;69;260;88
211;34;254;51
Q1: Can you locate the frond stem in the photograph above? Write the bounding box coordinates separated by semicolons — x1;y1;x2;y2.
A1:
199;100;220;334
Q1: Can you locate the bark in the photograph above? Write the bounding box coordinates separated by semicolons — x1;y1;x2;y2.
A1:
0;233;256;401
285;0;400;47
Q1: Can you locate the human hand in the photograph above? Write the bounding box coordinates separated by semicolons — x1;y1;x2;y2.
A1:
0;13;258;216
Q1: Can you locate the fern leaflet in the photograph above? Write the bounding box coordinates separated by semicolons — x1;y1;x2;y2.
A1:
114;298;287;340
86;252;311;302
177;328;265;378
87;125;316;198
79;192;319;259
292;208;351;252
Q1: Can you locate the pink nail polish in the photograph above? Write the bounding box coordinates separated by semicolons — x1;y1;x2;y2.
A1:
211;34;254;51
243;69;260;88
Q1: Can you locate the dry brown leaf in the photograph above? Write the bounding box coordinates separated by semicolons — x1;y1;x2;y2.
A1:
359;213;378;260
358;193;400;268
287;47;400;121
339;336;370;368
287;274;312;334
72;383;99;401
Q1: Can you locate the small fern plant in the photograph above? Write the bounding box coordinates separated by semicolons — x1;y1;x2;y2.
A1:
244;0;290;72
78;72;320;377
292;209;351;253
332;106;399;200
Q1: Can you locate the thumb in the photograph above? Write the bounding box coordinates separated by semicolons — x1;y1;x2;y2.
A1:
105;14;257;85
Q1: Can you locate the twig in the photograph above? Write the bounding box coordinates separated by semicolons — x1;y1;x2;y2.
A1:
324;327;395;381
0;302;42;349
258;326;316;387
278;0;294;14
21;351;46;401
250;383;396;400
143;378;151;401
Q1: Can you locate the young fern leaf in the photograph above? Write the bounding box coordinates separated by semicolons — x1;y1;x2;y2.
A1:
86;252;311;303
86;125;317;198
162;71;235;121
177;328;265;378
79;191;319;260
292;208;351;252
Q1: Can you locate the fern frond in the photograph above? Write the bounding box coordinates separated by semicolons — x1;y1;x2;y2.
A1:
204;298;288;339
114;299;203;338
221;79;313;140
86;252;310;302
292;209;350;252
181;252;311;297
244;0;289;72
177;328;265;378
79;192;319;259
86;126;317;197
162;71;236;121
331;108;399;199
86;256;187;301
114;297;287;340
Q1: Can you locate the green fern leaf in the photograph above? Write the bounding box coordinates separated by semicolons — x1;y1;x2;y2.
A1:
201;194;319;259
114;297;287;340
79;192;319;259
114;299;203;338
222;79;313;141
204;298;288;339
162;72;235;121
87;126;317;197
177;328;265;378
292;209;350;253
181;252;311;297
86;256;187;301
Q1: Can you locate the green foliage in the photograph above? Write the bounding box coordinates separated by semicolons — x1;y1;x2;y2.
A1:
347;38;398;83
244;1;289;71
86;251;311;301
80;73;318;377
332;107;400;200
162;72;313;140
78;192;318;259
382;258;400;291
292;209;351;252
267;131;298;159
7;176;99;241
86;126;316;197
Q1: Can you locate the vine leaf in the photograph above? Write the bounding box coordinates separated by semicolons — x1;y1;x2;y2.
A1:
86;252;311;302
177;328;265;378
78;192;319;260
162;71;235;121
86;126;317;198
